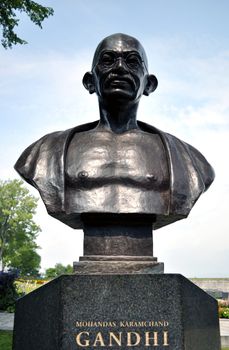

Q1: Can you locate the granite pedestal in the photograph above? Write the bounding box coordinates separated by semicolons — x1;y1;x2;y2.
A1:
13;274;220;350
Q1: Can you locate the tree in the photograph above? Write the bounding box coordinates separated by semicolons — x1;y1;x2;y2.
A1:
0;179;41;276
45;263;73;279
0;0;54;49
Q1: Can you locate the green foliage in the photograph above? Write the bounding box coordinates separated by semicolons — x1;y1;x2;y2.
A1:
218;300;229;319
16;277;48;294
219;307;229;319
0;179;41;276
0;0;54;49
45;263;73;279
0;270;22;312
0;331;13;350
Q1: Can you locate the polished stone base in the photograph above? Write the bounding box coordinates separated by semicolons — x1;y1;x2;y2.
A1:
13;274;220;350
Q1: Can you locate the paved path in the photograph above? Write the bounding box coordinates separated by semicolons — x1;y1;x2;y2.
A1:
220;319;229;336
0;312;14;331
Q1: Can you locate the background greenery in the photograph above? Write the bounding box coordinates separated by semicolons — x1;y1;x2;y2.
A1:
0;179;41;275
0;0;53;49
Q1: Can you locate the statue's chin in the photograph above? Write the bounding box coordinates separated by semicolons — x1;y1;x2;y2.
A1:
102;88;136;102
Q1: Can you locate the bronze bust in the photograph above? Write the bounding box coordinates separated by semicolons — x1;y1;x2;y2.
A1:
15;33;214;232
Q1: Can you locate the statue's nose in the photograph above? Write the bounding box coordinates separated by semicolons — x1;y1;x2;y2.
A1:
114;57;128;73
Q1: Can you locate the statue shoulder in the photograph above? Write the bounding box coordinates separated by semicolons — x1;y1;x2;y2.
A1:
14;130;67;184
162;130;215;192
182;141;215;191
14;121;99;184
138;121;215;191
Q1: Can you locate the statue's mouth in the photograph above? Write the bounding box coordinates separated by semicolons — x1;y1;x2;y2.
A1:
104;75;136;90
110;79;131;88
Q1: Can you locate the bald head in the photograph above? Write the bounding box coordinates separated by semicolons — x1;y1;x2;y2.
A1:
92;33;148;71
83;33;158;99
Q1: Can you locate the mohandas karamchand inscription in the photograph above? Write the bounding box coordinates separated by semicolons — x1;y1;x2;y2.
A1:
75;320;169;347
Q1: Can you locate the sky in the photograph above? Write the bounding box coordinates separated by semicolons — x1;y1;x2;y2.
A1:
0;0;229;277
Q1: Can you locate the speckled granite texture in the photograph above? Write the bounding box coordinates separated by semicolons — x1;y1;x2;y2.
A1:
13;274;220;350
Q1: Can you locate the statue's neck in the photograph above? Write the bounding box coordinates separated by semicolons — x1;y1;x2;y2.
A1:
97;99;139;133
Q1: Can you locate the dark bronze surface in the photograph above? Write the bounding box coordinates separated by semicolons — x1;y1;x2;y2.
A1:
15;33;214;260
82;214;154;257
65;130;170;217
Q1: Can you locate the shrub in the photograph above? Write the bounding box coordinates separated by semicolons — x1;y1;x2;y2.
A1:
218;299;229;308
0;270;22;312
16;278;48;295
219;307;229;319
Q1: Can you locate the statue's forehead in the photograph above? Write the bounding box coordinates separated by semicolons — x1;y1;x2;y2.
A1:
99;36;143;53
92;34;148;68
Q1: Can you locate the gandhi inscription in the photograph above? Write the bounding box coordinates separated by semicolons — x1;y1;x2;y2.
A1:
74;320;169;347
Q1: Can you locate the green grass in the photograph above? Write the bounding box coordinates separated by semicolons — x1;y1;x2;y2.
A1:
0;331;13;350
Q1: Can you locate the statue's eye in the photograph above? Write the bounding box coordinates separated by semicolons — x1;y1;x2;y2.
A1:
126;54;142;69
100;53;115;67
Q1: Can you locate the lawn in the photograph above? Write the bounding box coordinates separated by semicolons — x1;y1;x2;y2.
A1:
0;331;13;350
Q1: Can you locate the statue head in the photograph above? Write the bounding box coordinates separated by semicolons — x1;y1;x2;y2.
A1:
83;33;158;104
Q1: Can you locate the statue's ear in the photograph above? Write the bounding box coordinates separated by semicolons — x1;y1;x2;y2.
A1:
82;72;95;94
143;74;158;96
